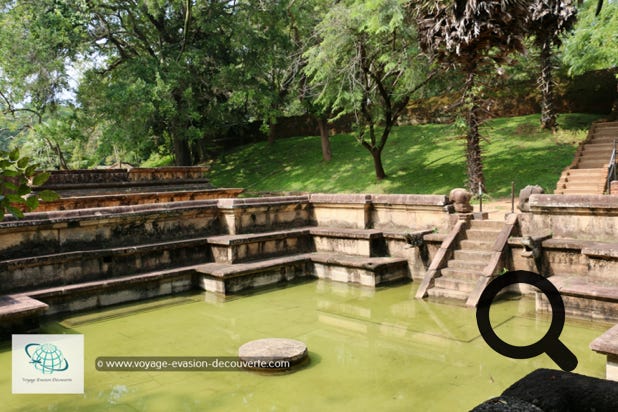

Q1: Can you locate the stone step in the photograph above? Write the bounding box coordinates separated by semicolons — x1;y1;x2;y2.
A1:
465;229;501;242
561;188;604;195
311;253;409;287
565;168;608;175
588;135;618;143
577;160;609;168
434;277;476;293
564;172;607;180
561;181;606;189
447;259;487;271
440;267;482;281
469;220;505;230
454;249;494;262
309;227;384;257
208;228;312;263
197;252;409;293
0;236;214;295
459;239;493;250
24;265;200;317
0;295;48;337
537;276;618;322
577;154;612;162
559;182;605;191
426;287;469;301
582;143;616;151
196;255;313;294
590;130;618;137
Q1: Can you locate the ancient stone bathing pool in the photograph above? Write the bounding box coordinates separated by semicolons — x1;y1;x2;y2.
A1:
0;280;609;411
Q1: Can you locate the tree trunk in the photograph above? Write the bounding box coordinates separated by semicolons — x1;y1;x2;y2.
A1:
371;148;387;180
462;71;485;194
173;136;192;166
540;39;557;131
317;116;332;162
268;120;276;145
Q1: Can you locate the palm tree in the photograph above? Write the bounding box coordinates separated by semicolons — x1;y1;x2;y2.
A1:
528;0;577;131
415;0;529;193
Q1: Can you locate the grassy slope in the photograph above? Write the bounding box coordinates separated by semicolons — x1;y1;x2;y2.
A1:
209;113;602;198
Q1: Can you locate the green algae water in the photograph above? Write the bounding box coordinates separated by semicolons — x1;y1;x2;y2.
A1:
0;280;610;411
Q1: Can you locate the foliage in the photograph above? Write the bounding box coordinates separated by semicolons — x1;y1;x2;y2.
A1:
562;0;618;75
227;1;309;134
305;0;434;180
209;113;600;197
0;148;58;220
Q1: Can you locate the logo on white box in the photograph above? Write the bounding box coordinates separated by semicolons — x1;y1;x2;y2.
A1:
12;334;84;394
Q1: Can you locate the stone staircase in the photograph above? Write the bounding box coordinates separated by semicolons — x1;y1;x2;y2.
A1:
556;121;618;194
427;220;506;302
417;215;518;306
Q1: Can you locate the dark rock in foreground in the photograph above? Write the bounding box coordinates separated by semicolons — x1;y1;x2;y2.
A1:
472;368;618;411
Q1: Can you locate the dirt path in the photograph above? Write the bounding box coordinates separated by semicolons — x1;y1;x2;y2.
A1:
474;197;519;220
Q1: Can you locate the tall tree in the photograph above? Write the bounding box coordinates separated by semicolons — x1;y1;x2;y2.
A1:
0;0;86;168
562;0;617;117
305;0;434;180
415;0;529;192
79;0;239;165
528;0;577;131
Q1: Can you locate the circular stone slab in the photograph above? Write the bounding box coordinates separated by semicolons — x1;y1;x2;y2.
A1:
238;338;308;371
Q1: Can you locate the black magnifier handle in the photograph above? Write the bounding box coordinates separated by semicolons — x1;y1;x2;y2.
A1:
545;339;578;372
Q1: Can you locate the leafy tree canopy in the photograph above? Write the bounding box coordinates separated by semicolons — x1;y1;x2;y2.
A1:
562;0;618;75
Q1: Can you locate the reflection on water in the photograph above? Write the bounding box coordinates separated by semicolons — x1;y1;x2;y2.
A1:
0;280;610;411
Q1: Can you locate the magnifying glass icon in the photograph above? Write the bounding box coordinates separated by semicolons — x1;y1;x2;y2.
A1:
476;270;578;372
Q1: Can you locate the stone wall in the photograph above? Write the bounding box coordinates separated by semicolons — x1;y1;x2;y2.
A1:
0;201;221;260
0;195;455;295
511;194;618;294
519;194;618;241
309;193;451;231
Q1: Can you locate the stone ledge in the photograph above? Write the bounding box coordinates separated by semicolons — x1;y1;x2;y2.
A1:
370;194;448;206
541;238;600;250
217;196;309;208
0;295;48;320
310;252;407;271
422;233;448;243
381;228;435;240
591;324;618;356
23;265;200;299
1;237;212;270
309;193;372;204
582;244;618;259
196;255;313;278
0;200;219;228
309;227;382;239
529;194;618;212
550;276;618;301
32;188;243;212
41;179;212;191
208;228;312;246
197;252;408;279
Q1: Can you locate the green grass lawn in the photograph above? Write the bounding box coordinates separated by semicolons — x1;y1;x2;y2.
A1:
208;113;603;198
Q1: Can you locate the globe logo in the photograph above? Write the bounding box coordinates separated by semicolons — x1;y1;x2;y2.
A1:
25;343;69;374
